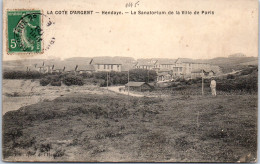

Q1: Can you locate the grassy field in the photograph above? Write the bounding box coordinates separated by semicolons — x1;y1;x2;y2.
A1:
3;90;257;162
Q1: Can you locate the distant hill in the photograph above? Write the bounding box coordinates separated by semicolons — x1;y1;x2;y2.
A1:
3;56;136;72
228;53;246;58
240;60;258;66
3;55;257;73
3;59;61;71
206;56;257;66
64;57;92;62
205;56;258;73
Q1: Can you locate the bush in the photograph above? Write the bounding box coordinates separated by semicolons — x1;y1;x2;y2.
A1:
227;74;235;79
53;149;65;159
63;75;84;86
240;67;256;76
3;71;43;79
40;75;63;86
129;69;157;82
94;72;107;79
92;69;157;85
50;81;61;86
85;78;105;86
40;78;51;86
216;74;257;93
47;75;61;82
167;82;180;88
81;72;93;78
74;69;157;86
99;81;111;87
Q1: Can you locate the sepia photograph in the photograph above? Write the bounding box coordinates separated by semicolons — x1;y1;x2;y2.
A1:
1;0;258;162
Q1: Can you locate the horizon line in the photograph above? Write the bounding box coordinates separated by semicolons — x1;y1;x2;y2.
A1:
3;55;257;61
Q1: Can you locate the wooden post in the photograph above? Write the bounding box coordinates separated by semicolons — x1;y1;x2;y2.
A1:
148;70;149;83
128;70;130;97
106;72;108;90
202;70;204;95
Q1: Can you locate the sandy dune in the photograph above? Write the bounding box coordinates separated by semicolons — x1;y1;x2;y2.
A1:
2;79;105;114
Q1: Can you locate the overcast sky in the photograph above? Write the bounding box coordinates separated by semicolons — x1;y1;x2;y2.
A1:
3;0;258;61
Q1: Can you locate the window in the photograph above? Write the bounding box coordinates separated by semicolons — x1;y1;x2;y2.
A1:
98;65;100;69
111;65;113;69
104;65;106;69
117;65;119;70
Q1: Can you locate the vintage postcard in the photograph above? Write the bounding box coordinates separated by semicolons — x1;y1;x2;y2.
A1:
2;0;258;162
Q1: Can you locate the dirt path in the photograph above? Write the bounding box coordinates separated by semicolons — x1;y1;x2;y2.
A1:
215;70;242;77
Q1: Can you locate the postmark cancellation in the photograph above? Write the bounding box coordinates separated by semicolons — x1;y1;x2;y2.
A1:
7;10;43;54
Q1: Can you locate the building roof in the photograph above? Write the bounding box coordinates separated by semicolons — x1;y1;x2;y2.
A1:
155;59;176;65
125;82;150;87
135;59;155;66
76;65;95;71
191;69;215;73
90;57;123;65
47;62;65;70
148;82;155;87
85;65;95;71
176;58;194;63
65;64;78;71
135;61;154;66
193;59;209;64
177;58;209;64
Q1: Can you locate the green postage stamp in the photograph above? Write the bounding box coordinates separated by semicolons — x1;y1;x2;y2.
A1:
7;10;42;53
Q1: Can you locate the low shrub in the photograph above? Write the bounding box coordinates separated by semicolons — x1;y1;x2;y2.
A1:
81;72;94;78
40;78;51;86
216;75;257;93
3;71;44;79
53;149;65;159
47;75;61;82
90;69;157;86
50;81;61;86
99;81;112;87
63;75;84;86
240;67;257;76
168;82;179;88
84;78;105;86
40;75;62;86
227;74;235;79
5;92;20;97
39;143;52;153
